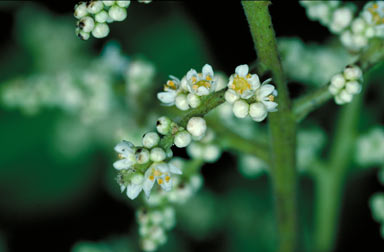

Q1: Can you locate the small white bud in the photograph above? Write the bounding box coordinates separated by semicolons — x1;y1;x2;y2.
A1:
330;73;346;89
74;2;88;19
249;102;267;122
102;1;116;7
340;30;354;48
345;81;361;94
328;85;340;95
187;117;207;138
187;93;201;108
353;34;368;49
187;142;203;159
142;238;156;252
117;1;131;8
351;18;366;34
87;1;104;14
109;5;127;22
77;16;95;33
224;90;239;104
142;132;160;148
203;144;220;162
156;116;172;135
174;131;192;148
95;10;109;23
232;100;249;118
331;7;353;33
75;28;90;40
365;27;375;38
150;147;166;162
338;90;353;103
344;66;362;81
175;94;190;111
92;23;110;38
136;148;150;164
166;148;173;158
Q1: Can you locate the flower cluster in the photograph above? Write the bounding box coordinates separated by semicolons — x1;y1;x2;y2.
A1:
370;193;384;238
328;65;363;105
114;115;208;199
137;207;175;251
356;127;384;166
157;64;218;111
300;1;354;34
341;2;384;51
224;64;278;122
74;1;152;40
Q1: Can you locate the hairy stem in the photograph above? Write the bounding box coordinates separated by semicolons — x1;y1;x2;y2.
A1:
243;2;297;252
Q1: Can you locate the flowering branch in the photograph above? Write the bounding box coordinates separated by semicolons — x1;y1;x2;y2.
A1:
242;2;297;252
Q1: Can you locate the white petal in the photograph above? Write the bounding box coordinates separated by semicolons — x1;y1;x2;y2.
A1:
126;184;143;200
258;84;275;98
120;185;126;192
159;177;172;192
261;78;273;85
227;75;234;88
156;163;169;173
186;69;197;81
235;64;249;77
113;159;133;170
248;74;260;90
114;140;135;155
143;178;155;197
240;90;254;99
263;101;278;112
169;75;180;84
202;64;214;78
169;163;182;174
157;91;176;105
197;86;210;96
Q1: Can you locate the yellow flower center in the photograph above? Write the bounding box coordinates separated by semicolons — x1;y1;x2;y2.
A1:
268;95;275;102
164;80;177;91
118;154;124;159
165;175;171;182
158;178;164;184
153;169;162;177
231;75;251;94
192;80;211;91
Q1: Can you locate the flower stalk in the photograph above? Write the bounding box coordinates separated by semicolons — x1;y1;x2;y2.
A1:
242;2;297;252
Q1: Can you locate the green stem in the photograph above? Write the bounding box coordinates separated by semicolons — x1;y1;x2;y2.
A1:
243;2;297;252
314;91;363;252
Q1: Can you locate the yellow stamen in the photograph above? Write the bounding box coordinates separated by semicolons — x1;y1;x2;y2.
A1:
165;176;171;182
149;175;155;181
118;154;124;159
158;178;163;185
232;75;251;94
191;76;197;83
246;73;251;78
206;75;212;81
268;95;275;102
192;80;211;91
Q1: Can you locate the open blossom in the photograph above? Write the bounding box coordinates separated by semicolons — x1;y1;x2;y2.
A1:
120;173;145;200
113;140;136;170
362;1;384;36
226;64;261;100
186;64;216;96
157;75;182;106
143;162;182;197
249;81;278;122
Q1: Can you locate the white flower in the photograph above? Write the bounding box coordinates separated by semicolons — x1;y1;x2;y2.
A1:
142;132;160;149
187;93;201;108
74;2;88;19
113;140;136;170
136;148;150;164
330;7;353;33
157;76;182;106
126;173;144;199
363;2;384;32
95;10;109;23
249;80;278;121
150;147;166;162
329;66;363;105
116;1;131;8
143;162;182;197
187;117;207;138
227;64;260;99
186;64;216;96
175;93;189;111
